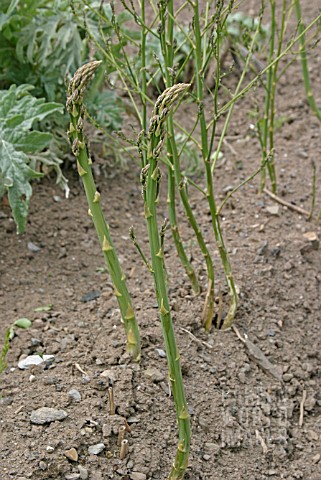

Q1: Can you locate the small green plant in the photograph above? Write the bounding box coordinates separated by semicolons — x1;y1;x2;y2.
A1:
0;318;32;374
0;84;65;233
66;62;141;361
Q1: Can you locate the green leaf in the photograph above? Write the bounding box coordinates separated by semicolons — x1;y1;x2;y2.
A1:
87;90;124;131
0;140;42;233
34;304;53;312
14;318;32;329
0;84;64;233
14;131;53;153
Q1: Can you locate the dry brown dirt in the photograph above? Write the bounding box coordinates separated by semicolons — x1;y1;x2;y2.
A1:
0;2;321;480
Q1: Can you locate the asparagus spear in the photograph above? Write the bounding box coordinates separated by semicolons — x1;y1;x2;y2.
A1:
66;61;141;361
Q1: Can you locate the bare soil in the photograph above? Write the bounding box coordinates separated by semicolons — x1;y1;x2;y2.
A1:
0;2;320;480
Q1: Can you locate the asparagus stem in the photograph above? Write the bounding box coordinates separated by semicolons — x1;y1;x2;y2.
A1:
193;0;238;329
295;0;321;121
143;84;191;479
169;118;215;325
66;62;141;361
167;161;201;295
159;0;201;296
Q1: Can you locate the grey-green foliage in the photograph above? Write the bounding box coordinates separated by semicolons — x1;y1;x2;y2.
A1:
226;11;269;50
0;0;84;102
87;90;124;132
0;84;64;233
0;0;126;123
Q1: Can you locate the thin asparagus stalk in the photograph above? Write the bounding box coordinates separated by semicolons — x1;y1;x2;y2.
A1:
159;0;201;296
167;162;201;295
260;0;276;193
142;84;191;479
66;61;141;361
295;0;321;121
192;0;238;329
268;0;287;194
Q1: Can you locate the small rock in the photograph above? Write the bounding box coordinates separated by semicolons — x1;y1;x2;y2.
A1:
301;231;320;252
28;242;41;252
130;474;147;480
306;430;318;441
65;448;79;462
267;329;276;337
65;475;80;480
78;465;89;480
88;443;105;455
81;290;101;302
29;375;36;382
127;460;134;469
205;442;220;454
203;454;211;461
39;461;47;471
30;407;68;424
312;453;320;463
155;348;166;358
100;370;117;383
304;395;316;411
270;246;281;257
46;446;55;453
0;396;13;406
53;195;62;202
127;416;139;424
144;367;165;383
18;354;55;370
266;205;279;216
31;338;42;347
303;231;319;242
68;389;82;402
257;240;268;255
283;373;293;382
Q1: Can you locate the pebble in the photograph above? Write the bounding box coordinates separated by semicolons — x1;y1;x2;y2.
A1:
65;448;79;462
39;461;47;470
0;396;13;406
283;373;293;382
130;474;147;480
306;430;318;441
203;454;211;461
68;389;82;402
266;205;280;216
312;453;320;463
78;465;89;480
65;475;80;480
127;416;139;424
46;446;55;453
81;290;101;302
31;338;42;347
155;348;166;358
257;240;268;255
18;354;55;369
205;443;220;454
88;443;105;455
100;370;117;383
28;242;41;252
30;407;68;424
304;395;316;411
144;367;165;383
